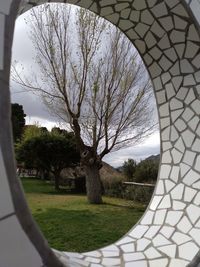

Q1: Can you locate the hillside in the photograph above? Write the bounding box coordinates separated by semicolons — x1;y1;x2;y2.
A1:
61;155;160;181
61;161;125;181
145;154;160;162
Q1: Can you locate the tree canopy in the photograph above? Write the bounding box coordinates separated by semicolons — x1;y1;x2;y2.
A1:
122;156;159;183
134;158;159;183
16;128;79;190
122;159;137;181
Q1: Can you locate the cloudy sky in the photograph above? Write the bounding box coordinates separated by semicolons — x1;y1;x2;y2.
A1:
11;6;160;167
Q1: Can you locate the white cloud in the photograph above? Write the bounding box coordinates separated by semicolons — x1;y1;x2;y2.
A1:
104;132;160;167
25;116;61;131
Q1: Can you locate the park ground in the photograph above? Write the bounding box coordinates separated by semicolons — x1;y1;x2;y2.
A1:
22;177;145;252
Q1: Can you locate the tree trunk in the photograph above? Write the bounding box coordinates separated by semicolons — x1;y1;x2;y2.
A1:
84;164;103;204
54;171;60;191
40;170;45;180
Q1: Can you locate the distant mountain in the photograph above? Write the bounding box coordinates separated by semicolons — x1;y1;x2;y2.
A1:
145;154;160;162
100;162;125;180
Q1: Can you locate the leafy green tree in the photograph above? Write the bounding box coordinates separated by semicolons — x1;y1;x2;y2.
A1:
11;103;26;142
51;127;73;138
40;126;48;134
16;131;79;190
134;159;159;183
22;124;45;141
122;159;137;181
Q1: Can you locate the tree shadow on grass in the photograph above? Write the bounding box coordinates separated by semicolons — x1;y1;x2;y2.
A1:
33;207;144;253
21;177;81;195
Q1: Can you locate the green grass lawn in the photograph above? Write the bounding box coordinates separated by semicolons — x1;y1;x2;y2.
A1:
21;177;145;253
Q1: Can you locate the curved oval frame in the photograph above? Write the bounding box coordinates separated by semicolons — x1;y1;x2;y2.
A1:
0;0;200;266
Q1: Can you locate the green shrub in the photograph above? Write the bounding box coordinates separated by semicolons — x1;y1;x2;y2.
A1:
124;185;154;203
101;175;154;203
101;176;126;198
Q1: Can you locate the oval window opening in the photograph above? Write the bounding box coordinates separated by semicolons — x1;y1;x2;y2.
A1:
11;2;159;254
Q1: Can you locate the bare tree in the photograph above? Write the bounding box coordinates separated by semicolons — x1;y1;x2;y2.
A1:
12;3;157;204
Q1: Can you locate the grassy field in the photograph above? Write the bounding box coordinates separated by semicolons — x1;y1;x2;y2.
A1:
21;177;145;252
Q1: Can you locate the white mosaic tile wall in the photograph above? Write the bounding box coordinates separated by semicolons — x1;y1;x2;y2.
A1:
0;148;43;267
185;0;200;26
1;0;200;266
